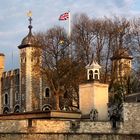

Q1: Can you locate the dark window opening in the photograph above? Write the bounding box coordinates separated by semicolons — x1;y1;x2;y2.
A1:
94;70;99;80
89;70;93;80
95;74;99;80
95;70;98;73
14;105;20;113
5;94;8;105
45;88;50;97
3;107;9;114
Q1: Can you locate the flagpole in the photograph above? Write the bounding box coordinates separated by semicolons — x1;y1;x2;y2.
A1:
68;11;71;38
68;11;72;57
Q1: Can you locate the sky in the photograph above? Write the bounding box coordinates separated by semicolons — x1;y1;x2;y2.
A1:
0;0;140;71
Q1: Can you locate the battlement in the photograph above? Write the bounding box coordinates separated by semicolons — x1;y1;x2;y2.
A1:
2;69;19;77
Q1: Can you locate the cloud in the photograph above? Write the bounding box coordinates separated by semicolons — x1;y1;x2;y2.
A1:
0;0;140;70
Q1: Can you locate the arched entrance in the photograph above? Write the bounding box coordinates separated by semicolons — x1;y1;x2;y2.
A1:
14;105;20;113
3;107;10;114
42;104;52;111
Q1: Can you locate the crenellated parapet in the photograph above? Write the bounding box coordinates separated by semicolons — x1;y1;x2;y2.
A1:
1;69;20;114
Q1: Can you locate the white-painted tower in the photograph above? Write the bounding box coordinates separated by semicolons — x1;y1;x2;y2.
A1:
79;60;109;121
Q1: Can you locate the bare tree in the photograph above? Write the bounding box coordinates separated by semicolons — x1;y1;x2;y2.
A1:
32;14;140;110
34;26;85;110
72;14;94;65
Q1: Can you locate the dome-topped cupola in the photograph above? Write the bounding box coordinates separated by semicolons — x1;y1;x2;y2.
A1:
18;11;35;49
86;60;101;81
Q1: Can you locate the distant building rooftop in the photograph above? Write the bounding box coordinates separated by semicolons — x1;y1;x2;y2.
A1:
111;47;133;60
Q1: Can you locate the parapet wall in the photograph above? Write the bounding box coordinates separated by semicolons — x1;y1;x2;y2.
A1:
0;119;139;135
0;119;140;140
0;103;140;140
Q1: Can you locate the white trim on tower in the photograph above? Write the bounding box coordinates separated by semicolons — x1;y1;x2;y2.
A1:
26;47;32;111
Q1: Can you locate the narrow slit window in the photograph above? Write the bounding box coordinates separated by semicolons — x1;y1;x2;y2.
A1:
45;88;50;97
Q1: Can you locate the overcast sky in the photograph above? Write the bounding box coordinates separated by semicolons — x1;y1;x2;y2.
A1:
0;0;140;70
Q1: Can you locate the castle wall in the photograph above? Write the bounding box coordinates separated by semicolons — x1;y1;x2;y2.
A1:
0;134;139;140
1;69;20;113
0;103;139;140
123;103;140;127
31;52;41;111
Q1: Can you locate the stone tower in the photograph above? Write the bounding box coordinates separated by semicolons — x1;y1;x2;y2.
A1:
18;14;42;112
111;48;133;83
79;60;108;121
0;53;5;113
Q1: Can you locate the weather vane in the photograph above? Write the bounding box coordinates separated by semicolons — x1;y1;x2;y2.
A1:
27;11;32;25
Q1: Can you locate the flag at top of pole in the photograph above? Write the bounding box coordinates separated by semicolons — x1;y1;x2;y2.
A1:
59;11;71;38
59;12;69;20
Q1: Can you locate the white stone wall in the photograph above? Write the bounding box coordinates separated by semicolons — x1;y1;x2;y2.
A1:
79;82;108;121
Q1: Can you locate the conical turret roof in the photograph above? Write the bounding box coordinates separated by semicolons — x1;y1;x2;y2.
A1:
111;47;133;60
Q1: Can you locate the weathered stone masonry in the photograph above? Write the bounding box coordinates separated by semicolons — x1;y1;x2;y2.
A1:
0;103;140;140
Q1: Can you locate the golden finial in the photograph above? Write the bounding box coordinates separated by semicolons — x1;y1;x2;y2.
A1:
27;11;33;34
27;11;32;25
27;10;32;17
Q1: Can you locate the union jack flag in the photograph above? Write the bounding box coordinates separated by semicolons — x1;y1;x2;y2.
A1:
59;12;69;20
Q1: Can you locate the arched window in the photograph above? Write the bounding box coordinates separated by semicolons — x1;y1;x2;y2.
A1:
45;88;50;97
4;94;8;105
42;104;52;111
14;105;20;113
89;70;93;80
94;70;99;80
3;107;10;114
